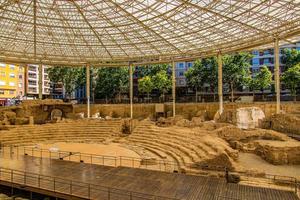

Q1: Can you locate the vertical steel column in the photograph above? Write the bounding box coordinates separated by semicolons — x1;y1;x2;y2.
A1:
86;65;90;118
274;38;281;114
217;52;224;114
38;64;43;99
24;65;28;96
129;64;133;119
172;61;176;117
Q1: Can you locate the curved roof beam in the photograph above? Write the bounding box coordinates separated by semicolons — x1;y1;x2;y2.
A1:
106;0;183;55
69;0;113;59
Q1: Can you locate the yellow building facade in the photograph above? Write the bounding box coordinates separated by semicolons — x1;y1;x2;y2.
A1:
0;63;24;99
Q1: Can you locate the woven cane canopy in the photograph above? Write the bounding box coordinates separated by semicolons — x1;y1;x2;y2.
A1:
0;0;299;66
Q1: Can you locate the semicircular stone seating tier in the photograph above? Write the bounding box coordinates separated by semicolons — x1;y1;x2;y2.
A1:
0;119;237;173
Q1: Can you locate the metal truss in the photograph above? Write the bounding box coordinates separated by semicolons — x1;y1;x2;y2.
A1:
0;0;299;66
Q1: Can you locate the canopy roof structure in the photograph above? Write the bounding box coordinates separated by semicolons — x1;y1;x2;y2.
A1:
0;0;300;66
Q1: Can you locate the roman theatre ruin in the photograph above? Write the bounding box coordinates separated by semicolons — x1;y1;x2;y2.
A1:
0;0;299;199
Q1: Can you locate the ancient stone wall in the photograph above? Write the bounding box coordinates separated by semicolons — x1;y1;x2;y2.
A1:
73;102;300;119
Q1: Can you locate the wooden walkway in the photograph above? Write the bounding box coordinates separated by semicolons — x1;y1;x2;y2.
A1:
0;155;298;200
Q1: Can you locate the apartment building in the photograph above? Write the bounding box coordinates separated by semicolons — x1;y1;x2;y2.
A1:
175;61;194;87
0;63;24;105
175;41;300;89
251;42;300;73
25;65;50;98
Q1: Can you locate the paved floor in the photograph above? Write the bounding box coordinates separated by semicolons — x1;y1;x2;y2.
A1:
0;155;298;200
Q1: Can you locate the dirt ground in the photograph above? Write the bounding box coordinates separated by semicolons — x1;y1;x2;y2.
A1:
37;142;140;158
238;153;300;179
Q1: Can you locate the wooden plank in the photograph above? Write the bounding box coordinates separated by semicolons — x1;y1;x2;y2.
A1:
0;155;298;200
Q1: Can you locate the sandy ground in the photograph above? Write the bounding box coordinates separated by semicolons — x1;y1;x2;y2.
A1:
37;142;140;158
238;152;300;179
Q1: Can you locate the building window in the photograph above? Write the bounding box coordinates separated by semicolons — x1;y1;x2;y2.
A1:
9;65;15;70
19;74;23;79
18;83;22;88
187;62;193;68
9;73;15;78
179;71;184;76
0;90;4;94
9;90;14;95
0;72;5;77
178;63;184;68
0;81;5;86
263;58;269;64
0;63;5;68
28;80;37;85
9;82;15;86
252;58;259;65
28;66;37;72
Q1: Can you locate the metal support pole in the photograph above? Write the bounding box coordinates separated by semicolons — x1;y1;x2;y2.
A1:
217;52;224;114
274;38;281;114
129;64;133;119
86;65;90;118
38;64;43;100
172;61;176;117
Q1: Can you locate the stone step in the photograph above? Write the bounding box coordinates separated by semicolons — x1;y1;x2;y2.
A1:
129;134;205;162
127;137;193;165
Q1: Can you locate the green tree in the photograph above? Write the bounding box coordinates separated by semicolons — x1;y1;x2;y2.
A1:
185;60;205;102
223;52;253;102
137;64;170;77
252;66;272;100
282;49;300;70
282;64;300;101
185;58;218;102
94;67;128;102
152;70;172;102
48;66;84;99
138;76;154;99
201;57;218;101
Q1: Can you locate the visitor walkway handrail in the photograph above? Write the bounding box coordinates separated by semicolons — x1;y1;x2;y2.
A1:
0;145;298;195
0;166;179;200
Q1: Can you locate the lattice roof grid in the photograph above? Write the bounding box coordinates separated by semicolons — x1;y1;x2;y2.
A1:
0;0;299;66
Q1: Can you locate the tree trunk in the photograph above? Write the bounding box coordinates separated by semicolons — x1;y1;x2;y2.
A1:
92;89;95;103
212;87;215;102
195;88;198;103
262;89;265;101
294;95;297;102
147;92;150;103
230;82;234;102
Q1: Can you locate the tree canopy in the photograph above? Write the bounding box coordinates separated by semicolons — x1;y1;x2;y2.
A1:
94;67;128;99
282;64;300;101
252;66;272;91
282;49;300;70
185;57;218;101
152;70;172;100
48;66;85;99
138;76;154;98
222;52;253;101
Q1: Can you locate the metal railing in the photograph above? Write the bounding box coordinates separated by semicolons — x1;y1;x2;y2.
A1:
0;145;298;196
0;146;226;173
0;167;179;200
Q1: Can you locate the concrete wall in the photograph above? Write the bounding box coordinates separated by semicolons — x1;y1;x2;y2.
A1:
74;102;300;119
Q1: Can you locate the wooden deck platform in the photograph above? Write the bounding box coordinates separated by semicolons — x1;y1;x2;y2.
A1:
0;155;298;200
